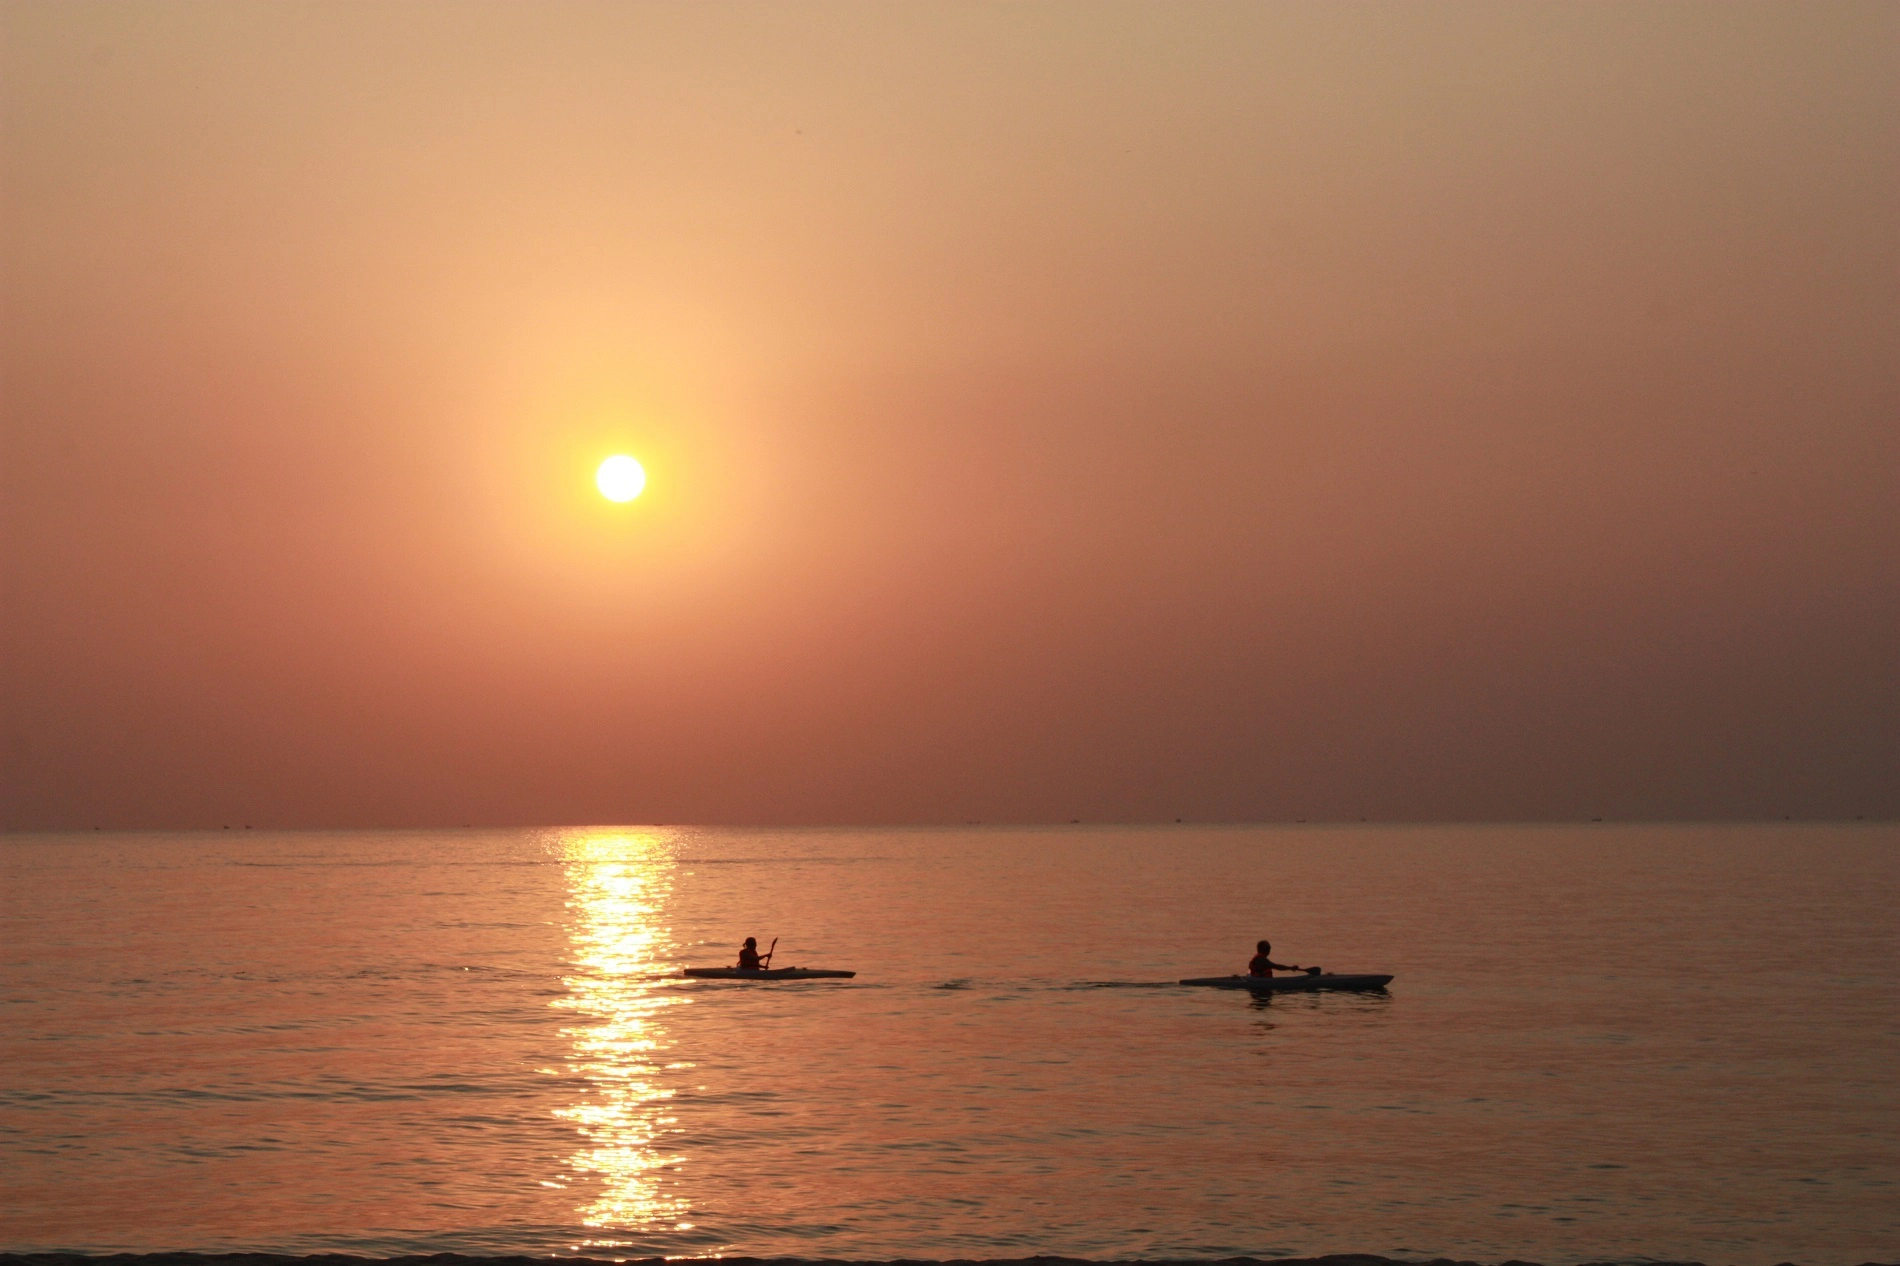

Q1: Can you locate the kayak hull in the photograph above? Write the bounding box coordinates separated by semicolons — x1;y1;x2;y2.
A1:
682;967;856;980
1180;973;1393;992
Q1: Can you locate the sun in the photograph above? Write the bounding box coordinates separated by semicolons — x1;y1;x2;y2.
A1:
595;455;646;502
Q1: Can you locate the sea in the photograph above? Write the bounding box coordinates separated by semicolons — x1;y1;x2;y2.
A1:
1;824;1895;1265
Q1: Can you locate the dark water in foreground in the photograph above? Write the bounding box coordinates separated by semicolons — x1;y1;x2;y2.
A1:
2;824;1895;1264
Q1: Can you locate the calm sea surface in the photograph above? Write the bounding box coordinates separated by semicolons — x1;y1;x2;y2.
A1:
2;825;1895;1264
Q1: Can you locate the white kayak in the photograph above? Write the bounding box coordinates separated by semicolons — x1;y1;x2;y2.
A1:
1180;972;1393;992
682;967;856;980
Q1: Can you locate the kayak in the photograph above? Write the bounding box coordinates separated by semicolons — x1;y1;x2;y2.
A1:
682;967;856;981
1180;973;1393;992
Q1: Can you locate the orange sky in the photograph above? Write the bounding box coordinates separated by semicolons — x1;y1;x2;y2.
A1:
3;2;1895;828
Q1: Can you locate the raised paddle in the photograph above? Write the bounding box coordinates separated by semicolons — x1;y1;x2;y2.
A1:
763;936;778;968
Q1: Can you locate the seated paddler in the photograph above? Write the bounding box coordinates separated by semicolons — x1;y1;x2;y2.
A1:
1247;939;1303;977
737;937;765;970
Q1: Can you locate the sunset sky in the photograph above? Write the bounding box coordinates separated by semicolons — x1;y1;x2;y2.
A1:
3;1;1895;829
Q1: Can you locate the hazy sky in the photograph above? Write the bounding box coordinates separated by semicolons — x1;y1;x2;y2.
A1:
3;1;1895;828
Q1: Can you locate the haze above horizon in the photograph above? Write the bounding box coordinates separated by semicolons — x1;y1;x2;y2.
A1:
2;2;1895;829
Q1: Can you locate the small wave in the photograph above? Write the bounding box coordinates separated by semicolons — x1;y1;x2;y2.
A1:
1068;979;1180;989
674;855;891;865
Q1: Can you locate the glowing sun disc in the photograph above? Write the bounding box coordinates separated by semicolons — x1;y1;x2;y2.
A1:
596;455;646;502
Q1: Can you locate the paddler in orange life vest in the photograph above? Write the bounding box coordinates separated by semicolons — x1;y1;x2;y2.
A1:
737;937;765;970
1248;940;1304;977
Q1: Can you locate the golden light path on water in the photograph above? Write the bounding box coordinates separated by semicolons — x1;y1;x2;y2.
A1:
551;830;694;1248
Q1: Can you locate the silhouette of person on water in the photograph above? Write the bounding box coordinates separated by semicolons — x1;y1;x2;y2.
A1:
737;937;766;970
1248;940;1304;977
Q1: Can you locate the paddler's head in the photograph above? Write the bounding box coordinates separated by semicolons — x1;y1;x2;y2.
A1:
1257;940;1271;953
743;937;757;948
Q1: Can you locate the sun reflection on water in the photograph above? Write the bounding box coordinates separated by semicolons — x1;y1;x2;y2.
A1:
551;830;693;1246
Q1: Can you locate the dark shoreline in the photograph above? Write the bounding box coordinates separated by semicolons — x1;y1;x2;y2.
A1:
0;1246;1877;1254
